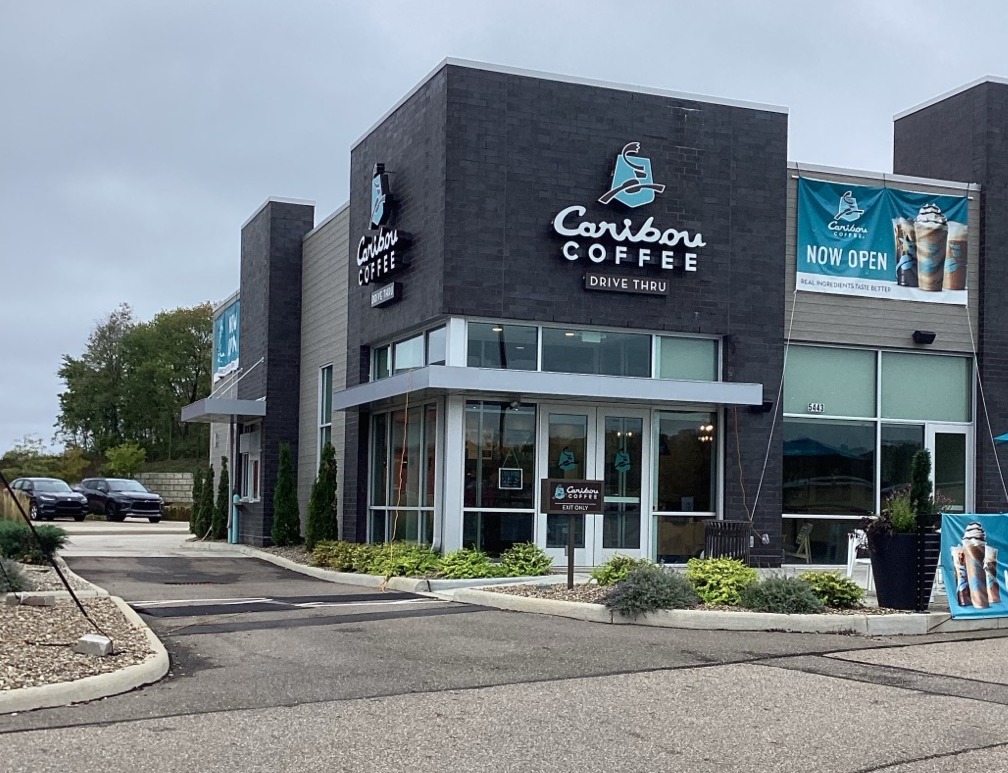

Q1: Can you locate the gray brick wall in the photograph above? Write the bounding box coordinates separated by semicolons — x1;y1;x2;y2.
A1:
238;199;315;545
894;81;1008;512
343;63;788;562
298;206;349;533
137;472;194;505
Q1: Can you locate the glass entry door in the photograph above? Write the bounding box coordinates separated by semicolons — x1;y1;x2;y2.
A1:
538;406;649;566
928;426;970;513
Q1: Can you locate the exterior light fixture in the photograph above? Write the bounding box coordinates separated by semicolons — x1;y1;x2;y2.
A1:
564;331;576;337
912;330;936;345
491;325;504;332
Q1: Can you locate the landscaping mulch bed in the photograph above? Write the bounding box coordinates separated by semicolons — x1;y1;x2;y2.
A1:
259;545;314;566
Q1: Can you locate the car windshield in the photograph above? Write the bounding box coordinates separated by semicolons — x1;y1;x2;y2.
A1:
34;480;72;493
108;479;148;493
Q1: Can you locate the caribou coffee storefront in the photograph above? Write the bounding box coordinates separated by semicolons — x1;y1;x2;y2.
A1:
208;62;1008;567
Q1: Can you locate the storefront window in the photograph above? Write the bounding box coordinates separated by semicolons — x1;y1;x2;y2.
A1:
464;402;536;509
369;404;436;544
782;519;853;565
372;346;390;381
319;365;333;461
463;401;536;556
783;419;875;515
881;424;924;500
542;328;650;377
656;336;718;381
881;352;971;422
463;512;534;557
784;346;876;417
654;516;707;563
467;323;538;370
393;335;425;374
427;327;446;366
654;411;717;513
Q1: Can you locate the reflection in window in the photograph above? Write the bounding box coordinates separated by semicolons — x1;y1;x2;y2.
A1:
393;335;424;374
427;327;446;366
542;328;650;377
881;424;923;501
655;411;716;513
372;346;390;381
783;419;875;515
782;518;854;565
654;516;707;563
463;512;534;557
464;402;536;509
369;404;437;544
467;323;538;370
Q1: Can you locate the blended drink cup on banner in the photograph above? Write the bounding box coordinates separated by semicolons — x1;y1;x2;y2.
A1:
951;546;971;607
893;217;918;287
985;546;1000;604
915;203;949;291
963;521;989;608
944;221;968;291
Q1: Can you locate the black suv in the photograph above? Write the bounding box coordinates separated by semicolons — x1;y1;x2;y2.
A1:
77;478;164;523
10;477;88;521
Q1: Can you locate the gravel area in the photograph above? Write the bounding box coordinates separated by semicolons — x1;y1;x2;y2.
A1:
2;560;156;694
259;545;315;566
1;596;155;692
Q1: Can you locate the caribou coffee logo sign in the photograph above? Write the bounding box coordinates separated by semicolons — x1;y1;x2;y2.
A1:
358;163;412;289
552;142;706;278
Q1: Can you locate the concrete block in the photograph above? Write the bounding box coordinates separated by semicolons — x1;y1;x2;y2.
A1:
73;633;114;657
865;614;929;636
22;594;56;607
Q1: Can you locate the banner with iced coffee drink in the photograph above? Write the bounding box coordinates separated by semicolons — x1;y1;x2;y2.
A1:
797;177;969;305
941;514;1008;619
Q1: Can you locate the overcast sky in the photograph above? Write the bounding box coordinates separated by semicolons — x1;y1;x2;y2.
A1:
2;0;1005;453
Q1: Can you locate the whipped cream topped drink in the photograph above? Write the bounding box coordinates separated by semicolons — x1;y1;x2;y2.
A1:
985;546;1000;604
915;203;949;291
893;217;918;287
951;546;971;607
944;221;968;291
963;521;989;608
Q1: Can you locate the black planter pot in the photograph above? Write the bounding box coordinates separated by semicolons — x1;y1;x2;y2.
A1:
869;530;942;611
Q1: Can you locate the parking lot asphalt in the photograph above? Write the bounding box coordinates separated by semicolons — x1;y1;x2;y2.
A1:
5;541;1008;771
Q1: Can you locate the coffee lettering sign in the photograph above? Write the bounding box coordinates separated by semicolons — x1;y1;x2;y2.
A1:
540;478;604;514
357;162;413;298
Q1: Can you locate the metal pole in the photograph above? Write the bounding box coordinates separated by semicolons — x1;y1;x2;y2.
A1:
567;512;575;589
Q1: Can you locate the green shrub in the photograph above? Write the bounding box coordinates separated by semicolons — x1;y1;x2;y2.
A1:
189;467;202;534
801;570;864;609
306;443;339;551
212;456;229;540
686;557;758;605
311;540;362;572
0;557;28;592
163;505;192;522
350;543;379;573
739;576;824;614
500;542;553;577
367;542;441;577
439;548;502;579
0;522;68;564
604;565;699;618
591;554;653;586
194;464;214;537
271;444;302;546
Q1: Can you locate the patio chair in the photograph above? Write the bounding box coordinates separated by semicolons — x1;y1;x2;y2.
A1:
845;529;874;591
784;522;813;563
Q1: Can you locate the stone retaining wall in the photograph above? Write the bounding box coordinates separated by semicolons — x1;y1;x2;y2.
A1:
137;472;194;505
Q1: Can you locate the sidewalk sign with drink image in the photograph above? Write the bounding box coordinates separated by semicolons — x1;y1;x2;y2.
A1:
942;514;1008;618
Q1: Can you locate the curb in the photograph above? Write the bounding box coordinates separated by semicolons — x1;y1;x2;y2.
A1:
0;595;170;715
451;588;996;636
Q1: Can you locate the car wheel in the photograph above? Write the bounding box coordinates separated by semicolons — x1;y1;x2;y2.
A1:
73;513;86;522
148;517;162;524
29;501;38;520
105;502;125;522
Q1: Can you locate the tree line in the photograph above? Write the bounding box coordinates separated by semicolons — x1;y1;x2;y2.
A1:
56;302;212;462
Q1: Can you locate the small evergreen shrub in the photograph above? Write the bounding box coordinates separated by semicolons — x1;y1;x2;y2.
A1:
739;576;824;614
801;571;864;609
194;464;214;537
305;443;340;551
591;554;653;586
0;522;68;563
0;557;28;592
350;543;380;573
189;467;203;534
439;548;501;579
271;444;302;546
686;557;758;605
604;565;699;618
211;457;229;540
367;542;441;577
500;542;553;576
163;505;192;522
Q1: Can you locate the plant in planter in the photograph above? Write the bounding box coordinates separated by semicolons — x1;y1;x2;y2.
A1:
861;448;943;611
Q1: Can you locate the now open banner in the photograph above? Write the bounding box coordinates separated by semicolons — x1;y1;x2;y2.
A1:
941;514;1008;619
796;177;968;305
213;298;240;381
